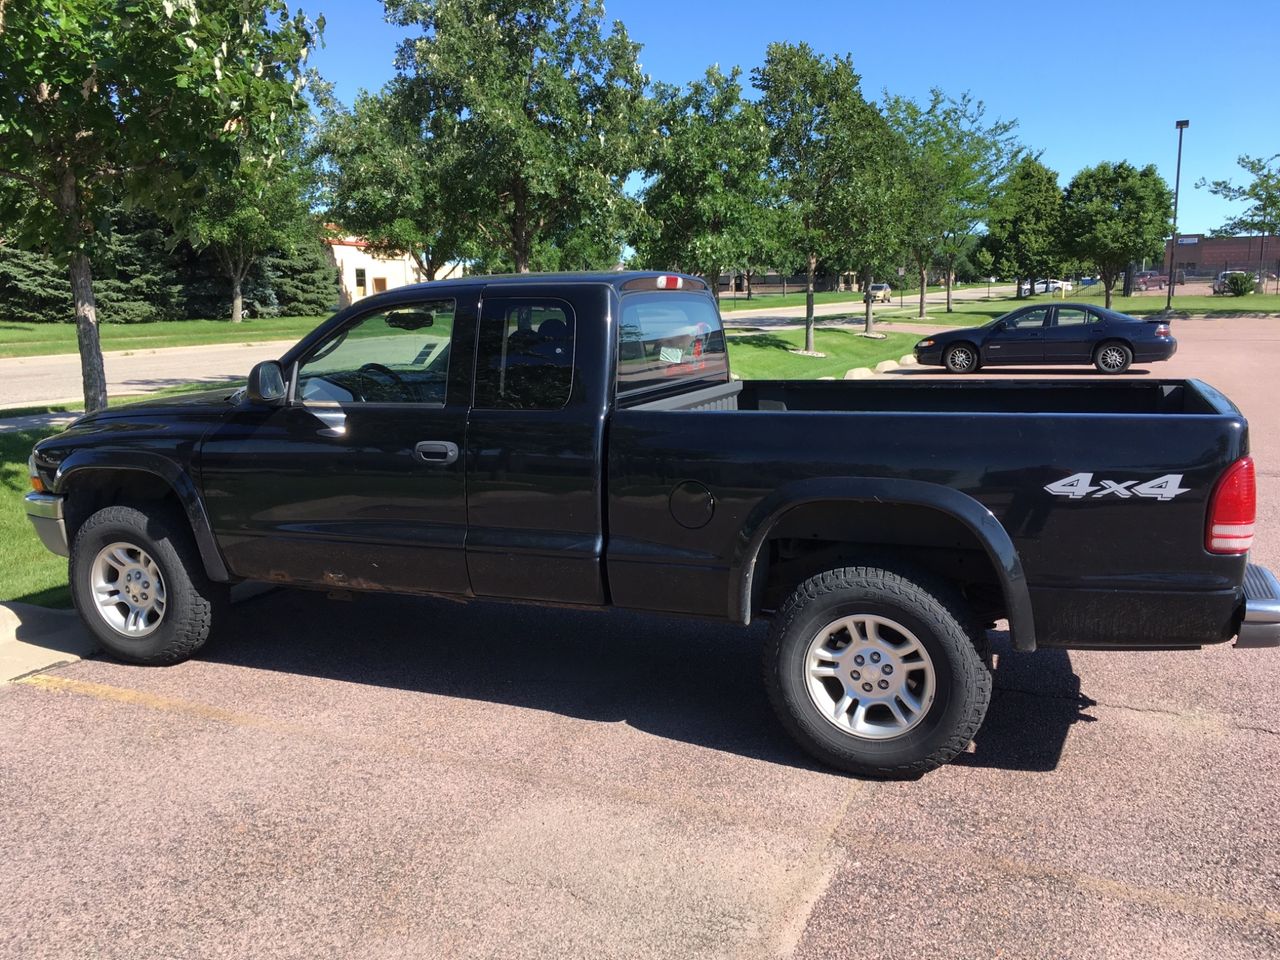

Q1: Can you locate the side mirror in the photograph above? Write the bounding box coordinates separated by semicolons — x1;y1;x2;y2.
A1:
992;320;1006;332
246;360;287;403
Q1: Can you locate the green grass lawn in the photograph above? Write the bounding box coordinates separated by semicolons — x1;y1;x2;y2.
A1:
0;315;325;359
1;424;71;607
727;327;917;379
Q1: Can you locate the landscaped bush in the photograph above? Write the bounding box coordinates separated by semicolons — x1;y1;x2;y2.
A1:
1226;273;1256;297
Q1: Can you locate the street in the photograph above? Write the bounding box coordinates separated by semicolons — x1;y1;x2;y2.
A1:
1;316;1278;959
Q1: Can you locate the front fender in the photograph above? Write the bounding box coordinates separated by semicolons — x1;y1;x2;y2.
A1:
54;449;230;582
730;476;1036;651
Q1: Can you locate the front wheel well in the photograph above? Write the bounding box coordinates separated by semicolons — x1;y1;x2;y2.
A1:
62;469;186;546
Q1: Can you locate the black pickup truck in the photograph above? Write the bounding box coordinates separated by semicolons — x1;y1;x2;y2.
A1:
24;272;1280;777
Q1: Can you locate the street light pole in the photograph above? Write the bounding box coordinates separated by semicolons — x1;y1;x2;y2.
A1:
1166;119;1189;312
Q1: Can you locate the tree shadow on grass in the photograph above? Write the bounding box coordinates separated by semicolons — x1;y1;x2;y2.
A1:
726;332;800;352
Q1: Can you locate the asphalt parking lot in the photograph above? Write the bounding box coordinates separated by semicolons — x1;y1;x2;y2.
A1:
3;316;1279;959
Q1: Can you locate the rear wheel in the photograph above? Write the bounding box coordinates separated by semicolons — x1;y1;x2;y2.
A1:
70;505;226;664
943;343;979;373
1094;341;1132;374
764;566;992;778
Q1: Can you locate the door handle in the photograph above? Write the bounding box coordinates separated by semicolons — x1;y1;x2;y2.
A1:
415;440;459;465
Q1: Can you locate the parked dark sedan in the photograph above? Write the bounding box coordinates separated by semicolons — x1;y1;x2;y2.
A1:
913;303;1177;374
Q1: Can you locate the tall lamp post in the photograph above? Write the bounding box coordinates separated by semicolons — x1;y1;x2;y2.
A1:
1166;119;1189;312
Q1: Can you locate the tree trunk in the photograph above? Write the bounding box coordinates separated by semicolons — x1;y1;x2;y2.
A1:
707;268;721;302
512;179;531;273
55;169;107;413
804;252;817;353
745;270;753;300
863;270;875;335
231;276;244;323
917;262;927;318
945;266;954;313
68;250;108;414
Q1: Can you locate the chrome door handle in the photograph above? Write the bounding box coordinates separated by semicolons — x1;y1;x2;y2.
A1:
415;440;459;465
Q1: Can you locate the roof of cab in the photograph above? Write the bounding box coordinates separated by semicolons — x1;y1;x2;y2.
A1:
373;270;706;297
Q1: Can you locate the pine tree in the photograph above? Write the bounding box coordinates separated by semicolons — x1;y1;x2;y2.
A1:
265;235;339;316
0;244;71;324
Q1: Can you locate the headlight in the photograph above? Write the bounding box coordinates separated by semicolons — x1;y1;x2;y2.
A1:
28;454;46;493
917;339;936;348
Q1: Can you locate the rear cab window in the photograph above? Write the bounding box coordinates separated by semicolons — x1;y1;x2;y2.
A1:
616;291;729;401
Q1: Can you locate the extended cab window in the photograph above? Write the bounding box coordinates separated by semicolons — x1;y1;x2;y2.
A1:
473;299;576;410
617;292;729;395
295;300;455;405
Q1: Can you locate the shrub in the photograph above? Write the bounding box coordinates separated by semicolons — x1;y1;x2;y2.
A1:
1225;273;1255;297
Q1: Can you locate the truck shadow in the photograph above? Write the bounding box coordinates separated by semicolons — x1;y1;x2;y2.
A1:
208;589;1092;776
956;631;1098;773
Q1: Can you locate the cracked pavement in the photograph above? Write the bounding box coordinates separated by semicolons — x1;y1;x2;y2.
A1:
2;315;1279;959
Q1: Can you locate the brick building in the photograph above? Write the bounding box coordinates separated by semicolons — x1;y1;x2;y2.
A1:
1163;233;1280;279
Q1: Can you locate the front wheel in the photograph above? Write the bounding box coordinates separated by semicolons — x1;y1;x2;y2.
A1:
70;505;226;664
943;343;979;373
1094;341;1132;374
764;566;992;778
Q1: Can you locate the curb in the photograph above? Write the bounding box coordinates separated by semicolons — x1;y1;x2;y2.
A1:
0;582;276;682
844;354;919;379
0;602;96;683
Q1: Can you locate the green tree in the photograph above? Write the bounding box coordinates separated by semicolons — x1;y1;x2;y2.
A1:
0;0;318;411
318;83;469;281
986;157;1062;300
753;42;884;350
265;235;339;315
1061;161;1172;309
635;65;770;297
189;144;316;322
1199;154;1280;282
886;91;1018;316
385;0;646;273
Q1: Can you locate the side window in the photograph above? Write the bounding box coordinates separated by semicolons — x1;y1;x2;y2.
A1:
473;299;576;410
295;299;456;405
1006;307;1049;330
1055;308;1092;327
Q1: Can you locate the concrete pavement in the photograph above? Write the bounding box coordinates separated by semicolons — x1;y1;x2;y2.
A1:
2;315;1279;959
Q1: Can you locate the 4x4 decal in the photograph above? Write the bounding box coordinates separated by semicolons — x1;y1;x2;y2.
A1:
1044;472;1190;501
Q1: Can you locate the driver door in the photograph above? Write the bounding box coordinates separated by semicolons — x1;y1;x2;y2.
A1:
982;306;1049;365
199;294;476;597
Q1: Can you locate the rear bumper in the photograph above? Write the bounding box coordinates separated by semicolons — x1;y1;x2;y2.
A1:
1237;563;1280;648
24;492;68;557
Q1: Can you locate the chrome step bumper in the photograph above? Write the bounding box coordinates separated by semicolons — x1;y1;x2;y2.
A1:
1237;563;1280;648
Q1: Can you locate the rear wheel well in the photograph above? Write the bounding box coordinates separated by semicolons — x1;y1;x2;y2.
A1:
752;502;1005;624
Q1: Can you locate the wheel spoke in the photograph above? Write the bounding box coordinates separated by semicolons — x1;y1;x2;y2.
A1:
832;691;854;721
809;663;840;679
887;699;909;727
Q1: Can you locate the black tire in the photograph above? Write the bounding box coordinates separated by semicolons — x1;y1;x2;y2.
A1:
763;566;992;778
943;343;979;374
1093;340;1132;374
69;504;226;665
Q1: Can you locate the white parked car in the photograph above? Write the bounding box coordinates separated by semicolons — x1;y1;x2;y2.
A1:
1019;279;1073;295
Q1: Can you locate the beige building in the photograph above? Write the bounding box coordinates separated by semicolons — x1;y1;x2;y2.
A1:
324;232;465;308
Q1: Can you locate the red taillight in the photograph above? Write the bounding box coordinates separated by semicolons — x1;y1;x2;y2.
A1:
1206;457;1256;554
655;274;684;290
1155;324;1171;337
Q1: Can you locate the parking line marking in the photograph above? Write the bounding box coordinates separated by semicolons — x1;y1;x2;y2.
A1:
13;674;278;730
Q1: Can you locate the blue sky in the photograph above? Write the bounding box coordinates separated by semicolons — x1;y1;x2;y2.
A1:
310;0;1277;234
